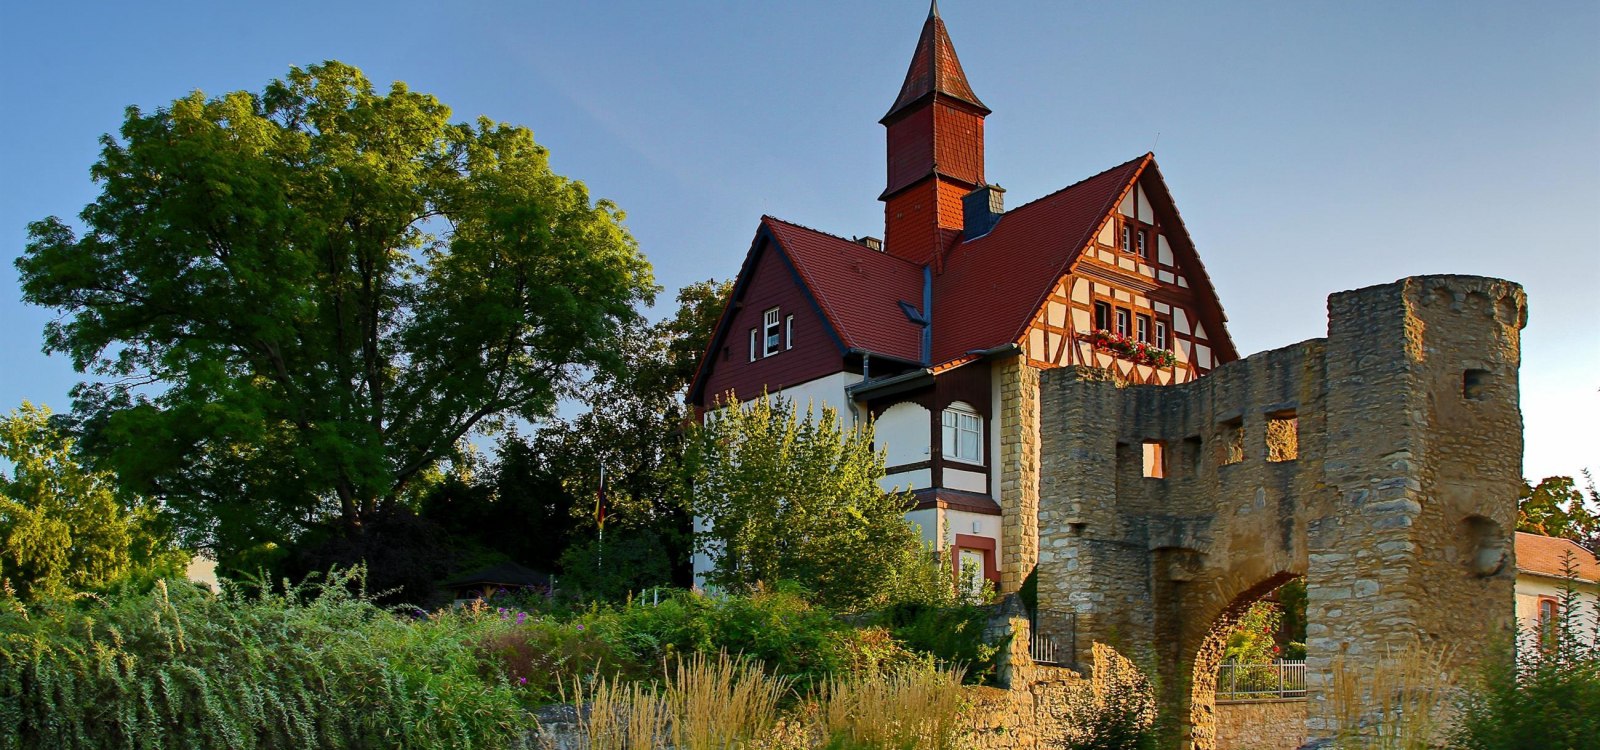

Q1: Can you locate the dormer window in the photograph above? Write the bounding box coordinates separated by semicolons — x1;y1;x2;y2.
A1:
763;308;781;357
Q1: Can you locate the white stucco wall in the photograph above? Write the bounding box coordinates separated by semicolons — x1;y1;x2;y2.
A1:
1514;573;1600;638
876;401;930;466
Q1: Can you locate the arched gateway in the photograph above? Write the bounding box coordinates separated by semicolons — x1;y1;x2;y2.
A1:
1031;275;1526;749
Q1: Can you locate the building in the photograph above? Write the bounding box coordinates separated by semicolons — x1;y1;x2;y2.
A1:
687;3;1238;591
1513;531;1600;642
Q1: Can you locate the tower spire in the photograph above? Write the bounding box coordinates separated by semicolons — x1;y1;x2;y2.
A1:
880;4;989;268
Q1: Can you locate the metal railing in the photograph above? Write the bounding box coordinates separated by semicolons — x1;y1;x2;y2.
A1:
1216;659;1306;701
1029;609;1076;669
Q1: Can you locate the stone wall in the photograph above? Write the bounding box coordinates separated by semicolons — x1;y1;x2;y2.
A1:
1213;700;1307;750
998;359;1041;594
1031;275;1526;749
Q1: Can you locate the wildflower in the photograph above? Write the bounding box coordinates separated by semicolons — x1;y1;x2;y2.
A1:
519;677;528;686
516;612;527;625
576;624;585;632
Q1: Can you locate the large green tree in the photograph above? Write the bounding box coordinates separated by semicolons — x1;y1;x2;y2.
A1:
16;62;655;563
0;403;182;599
682;395;931;611
1519;474;1600;553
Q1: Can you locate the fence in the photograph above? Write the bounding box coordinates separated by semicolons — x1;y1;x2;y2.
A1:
1215;659;1306;701
1029;609;1076;669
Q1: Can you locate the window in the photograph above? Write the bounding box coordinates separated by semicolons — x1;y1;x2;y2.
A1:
785;314;794;350
942;406;983;464
1155;320;1168;349
1136;314;1151;343
1121;224;1132;252
1464;369;1491;401
1115;309;1130;337
1094;301;1111;331
1266;411;1298;462
1142;441;1165;478
1539;597;1561;644
763;308;781;357
1136;230;1148;258
749;328;757;362
1219;418;1244;465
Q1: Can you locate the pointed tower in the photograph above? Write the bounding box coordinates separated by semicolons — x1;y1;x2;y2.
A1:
880;1;990;269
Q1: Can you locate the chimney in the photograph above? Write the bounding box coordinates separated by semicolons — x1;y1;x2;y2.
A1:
962;184;1005;239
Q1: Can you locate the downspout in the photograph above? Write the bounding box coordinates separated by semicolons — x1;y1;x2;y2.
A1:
921;265;933;366
849;352;871;428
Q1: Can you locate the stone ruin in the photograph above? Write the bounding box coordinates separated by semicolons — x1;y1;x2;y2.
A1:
1026;274;1528;748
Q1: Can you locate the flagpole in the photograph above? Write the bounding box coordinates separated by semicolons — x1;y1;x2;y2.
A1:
597;464;605;573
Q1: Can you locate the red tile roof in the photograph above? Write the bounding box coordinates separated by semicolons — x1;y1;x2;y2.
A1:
763;217;926;363
929;155;1148;363
1516;532;1600;583
883;3;987;122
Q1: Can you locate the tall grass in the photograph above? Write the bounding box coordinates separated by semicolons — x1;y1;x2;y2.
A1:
1320;638;1455;750
815;666;966;750
670;651;790;750
0;572;525;750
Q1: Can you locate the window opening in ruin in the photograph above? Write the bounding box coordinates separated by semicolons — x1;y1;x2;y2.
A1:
1219;418;1244;465
1142;441;1165;478
1463;369;1491;401
1183;436;1203;476
1266;411;1298;462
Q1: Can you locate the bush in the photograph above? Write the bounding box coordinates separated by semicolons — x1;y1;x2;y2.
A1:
0;570;524;749
1450;559;1600;750
879;601;1000;684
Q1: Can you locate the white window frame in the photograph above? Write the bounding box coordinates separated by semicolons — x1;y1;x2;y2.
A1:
749;328;757;362
1155;320;1168;349
941;406;983;465
1136;229;1147;257
785;314;794;350
1115;309;1130;337
763;308;781;357
1121;224;1132;252
1137;314;1150;343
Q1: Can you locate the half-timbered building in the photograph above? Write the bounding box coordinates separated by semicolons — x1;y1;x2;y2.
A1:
688;4;1238;592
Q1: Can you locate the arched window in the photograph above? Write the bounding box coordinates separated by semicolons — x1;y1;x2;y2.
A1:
942;403;983;464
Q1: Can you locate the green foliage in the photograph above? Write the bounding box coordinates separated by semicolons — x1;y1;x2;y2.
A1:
0;570;525;749
0;402;183;600
1450;552;1600;750
1518;473;1600;552
16;61;656;568
556;526;674;602
878;602;1001;684
682;396;929;611
1224;598;1285;665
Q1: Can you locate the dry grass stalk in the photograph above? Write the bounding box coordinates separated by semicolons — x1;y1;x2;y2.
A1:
816;667;967;750
578;676;671;750
669;651;790;750
1323;637;1455;749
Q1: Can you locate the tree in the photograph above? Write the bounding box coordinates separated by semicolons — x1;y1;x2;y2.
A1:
0;402;182;599
16;62;656;566
681;395;929;611
1518;474;1600;553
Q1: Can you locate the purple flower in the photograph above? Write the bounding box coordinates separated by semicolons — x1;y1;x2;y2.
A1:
518;677;527;685
516;612;527;625
576;624;585;632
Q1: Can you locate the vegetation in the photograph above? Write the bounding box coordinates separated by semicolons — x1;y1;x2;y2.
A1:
0;402;183;600
16;61;656;577
1450;552;1600;750
682;396;938;611
1518;473;1600;553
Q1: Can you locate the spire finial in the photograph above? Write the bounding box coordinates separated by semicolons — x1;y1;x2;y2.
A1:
929;0;939;19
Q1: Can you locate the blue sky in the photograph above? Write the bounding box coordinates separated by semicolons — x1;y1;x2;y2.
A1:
1;1;1596;481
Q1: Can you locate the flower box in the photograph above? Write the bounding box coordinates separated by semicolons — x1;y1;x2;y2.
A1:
1084;329;1177;369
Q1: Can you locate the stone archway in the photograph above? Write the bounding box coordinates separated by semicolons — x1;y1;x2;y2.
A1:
1027;276;1526;749
1185;573;1303;750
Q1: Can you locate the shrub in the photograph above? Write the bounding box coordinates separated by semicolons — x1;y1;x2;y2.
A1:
1450;555;1600;750
879;601;1001;684
0;570;524;749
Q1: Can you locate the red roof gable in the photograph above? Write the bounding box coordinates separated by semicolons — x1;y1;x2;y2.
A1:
883;2;988;122
763;217;926;363
1516;532;1600;583
929;155;1147;363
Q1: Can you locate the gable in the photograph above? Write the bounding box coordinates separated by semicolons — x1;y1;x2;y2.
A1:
690;227;846;407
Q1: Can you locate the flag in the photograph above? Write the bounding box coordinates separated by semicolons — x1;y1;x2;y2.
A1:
595;465;607;531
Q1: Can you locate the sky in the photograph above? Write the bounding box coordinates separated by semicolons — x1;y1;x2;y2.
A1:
1;1;1596;482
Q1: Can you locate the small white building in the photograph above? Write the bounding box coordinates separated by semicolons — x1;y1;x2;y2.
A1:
1513;531;1600;640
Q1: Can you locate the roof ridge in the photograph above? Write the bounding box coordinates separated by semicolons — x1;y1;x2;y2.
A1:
999;153;1151;217
762;215;926;270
